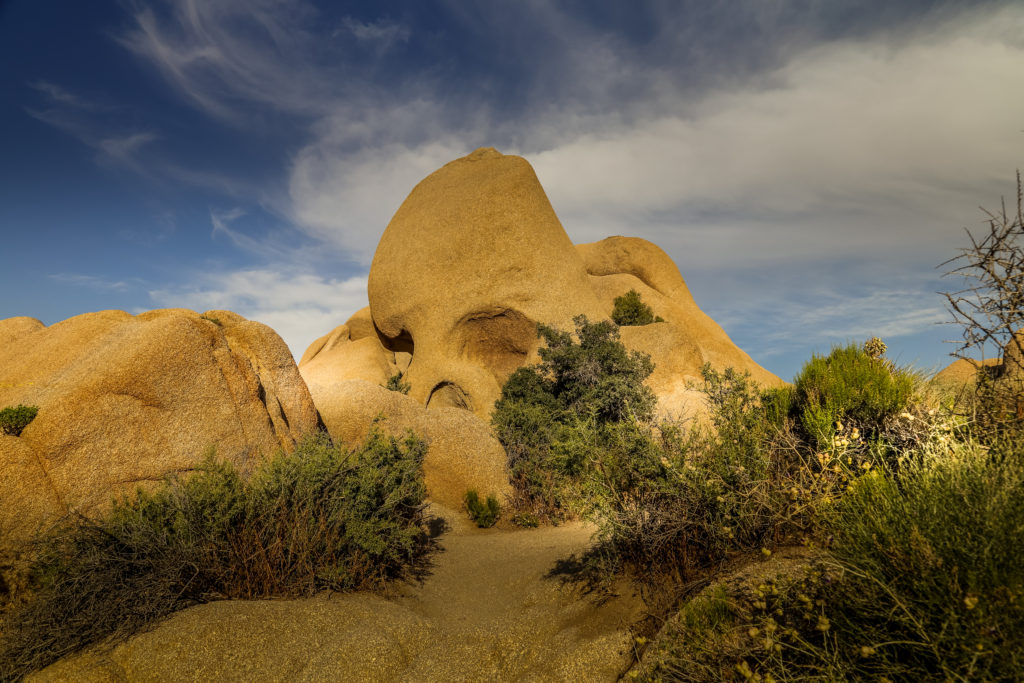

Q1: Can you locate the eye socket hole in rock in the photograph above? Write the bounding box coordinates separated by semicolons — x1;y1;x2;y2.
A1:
375;325;415;355
427;382;473;412
454;309;535;385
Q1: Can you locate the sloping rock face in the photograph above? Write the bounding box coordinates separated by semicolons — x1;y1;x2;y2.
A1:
0;309;319;545
301;147;781;421
932;357;1001;386
580;236;782;417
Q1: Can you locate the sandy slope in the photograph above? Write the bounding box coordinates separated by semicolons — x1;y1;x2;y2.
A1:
30;513;643;682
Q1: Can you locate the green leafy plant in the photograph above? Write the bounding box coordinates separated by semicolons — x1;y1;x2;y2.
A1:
464;490;500;528
653;437;1024;683
611;289;664;326
0;405;38;437
491;315;656;520
0;429;435;680
385;371;411;394
199;315;222;326
580;365;804;596
792;341;915;449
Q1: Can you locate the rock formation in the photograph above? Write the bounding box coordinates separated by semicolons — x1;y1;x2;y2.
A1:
298;147;783;507
0;309;318;545
307;379;511;511
301;147;781;435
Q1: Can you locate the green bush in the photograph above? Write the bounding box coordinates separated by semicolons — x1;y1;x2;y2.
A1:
674;439;1024;683
464;490;500;528
792;342;915;449
0;429;434;680
199;314;222;326
385;371;411;394
581;365;803;593
819;442;1024;680
0;405;38;437
491;316;655;520
611;289;664;326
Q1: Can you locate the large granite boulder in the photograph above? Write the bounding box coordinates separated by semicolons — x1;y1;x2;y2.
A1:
302;379;511;512
301;147;781;421
366;146;606;416
0;309;319;545
299;148;783;505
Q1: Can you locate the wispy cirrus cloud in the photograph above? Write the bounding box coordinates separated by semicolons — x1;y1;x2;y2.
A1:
31;80;103;109
336;17;410;49
49;273;133;292
26;82;159;172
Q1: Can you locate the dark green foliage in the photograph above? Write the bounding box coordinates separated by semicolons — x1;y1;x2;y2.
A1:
491;316;656;520
199;315;222;326
582;366;800;592
611;289;664;326
385;371;411;394
464;490;500;528
533;316;656;422
0;405;38;436
819;446;1024;680
670;443;1024;683
0;429;434;680
792;342;915;448
627;347;1024;680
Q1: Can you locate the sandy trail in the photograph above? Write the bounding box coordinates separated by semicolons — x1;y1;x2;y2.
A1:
31;513;644;682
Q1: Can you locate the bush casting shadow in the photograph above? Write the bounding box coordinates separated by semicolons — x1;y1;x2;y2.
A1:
0;428;440;681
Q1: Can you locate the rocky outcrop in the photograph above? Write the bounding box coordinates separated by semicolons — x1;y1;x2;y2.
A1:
303;379;511;512
0;309;319;545
301;147;782;428
364;147;606;417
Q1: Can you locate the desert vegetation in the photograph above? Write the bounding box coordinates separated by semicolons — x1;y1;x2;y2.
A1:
612;289;664;326
385;370;412;394
489;179;1024;681
464;489;501;528
0;405;37;437
0;428;435;680
497;321;1022;681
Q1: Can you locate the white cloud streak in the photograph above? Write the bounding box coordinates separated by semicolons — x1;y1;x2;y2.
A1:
49;273;132;292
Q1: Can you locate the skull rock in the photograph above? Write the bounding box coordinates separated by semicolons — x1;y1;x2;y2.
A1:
302;148;784;425
366;147;605;418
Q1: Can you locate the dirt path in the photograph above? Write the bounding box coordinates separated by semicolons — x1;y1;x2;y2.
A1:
31;512;644;682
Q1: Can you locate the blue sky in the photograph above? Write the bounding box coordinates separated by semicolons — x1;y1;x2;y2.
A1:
1;0;1022;382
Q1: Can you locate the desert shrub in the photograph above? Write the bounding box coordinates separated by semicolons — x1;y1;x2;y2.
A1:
792;342;915;449
637;377;1023;682
819;439;1023;680
0;405;38;436
0;429;433;680
464;490;500;528
385;371;411;394
581;366;805;595
199;314;222;326
492;316;655;520
673;439;1024;683
611;289;664;326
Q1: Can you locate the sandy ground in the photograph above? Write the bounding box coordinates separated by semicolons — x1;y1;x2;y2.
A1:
30;509;644;682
